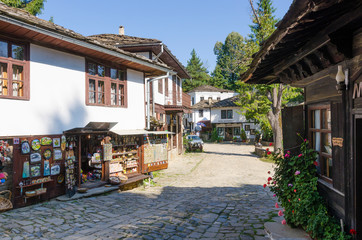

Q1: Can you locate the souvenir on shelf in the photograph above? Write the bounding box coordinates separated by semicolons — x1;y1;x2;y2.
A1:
22;161;30;178
43;160;50;176
53;149;62;160
30;152;41;163
53;138;60;148
0;139;13;164
30;165;41;177
40;137;52;146
21;140;31;154
61;136;66;151
51;164;60;175
43;149;52;160
31;139;41;151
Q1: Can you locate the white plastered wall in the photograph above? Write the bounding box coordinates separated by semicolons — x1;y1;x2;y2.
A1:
0;44;145;136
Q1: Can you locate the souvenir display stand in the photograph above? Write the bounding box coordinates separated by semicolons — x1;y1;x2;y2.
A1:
109;135;141;178
0;138;13;208
142;134;168;173
12;135;66;208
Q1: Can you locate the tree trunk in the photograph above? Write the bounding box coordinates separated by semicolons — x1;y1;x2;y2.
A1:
266;84;284;153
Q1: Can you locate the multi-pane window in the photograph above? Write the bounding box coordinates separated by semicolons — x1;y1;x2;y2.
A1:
86;61;126;107
158;79;163;94
221;110;233;119
234;127;240;135
199;109;203;117
0;39;28;99
309;105;332;180
165;78;168;97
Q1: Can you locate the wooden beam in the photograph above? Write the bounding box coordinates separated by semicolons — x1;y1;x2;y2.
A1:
274;3;362;76
296;62;310;78
314;49;331;69
325;42;346;64
303;56;319;75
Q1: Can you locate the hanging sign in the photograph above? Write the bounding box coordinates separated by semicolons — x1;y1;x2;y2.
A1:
332;137;343;147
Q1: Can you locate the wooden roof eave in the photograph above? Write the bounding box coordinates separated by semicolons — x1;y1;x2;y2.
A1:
241;0;362;85
0;14;175;77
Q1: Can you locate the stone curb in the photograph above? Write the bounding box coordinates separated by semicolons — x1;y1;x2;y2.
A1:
56;186;119;201
264;222;312;240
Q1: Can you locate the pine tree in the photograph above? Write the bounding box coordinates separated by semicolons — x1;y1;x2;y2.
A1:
183;49;210;92
2;0;46;16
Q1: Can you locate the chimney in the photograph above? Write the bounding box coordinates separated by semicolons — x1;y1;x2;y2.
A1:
119;26;124;35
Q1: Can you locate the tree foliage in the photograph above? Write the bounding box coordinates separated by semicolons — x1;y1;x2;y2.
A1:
211;32;258;90
1;0;46;15
183;49;210;92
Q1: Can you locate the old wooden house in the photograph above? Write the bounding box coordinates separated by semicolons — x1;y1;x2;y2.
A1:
241;0;362;235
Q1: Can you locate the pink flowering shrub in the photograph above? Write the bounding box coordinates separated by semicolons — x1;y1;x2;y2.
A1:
266;136;350;239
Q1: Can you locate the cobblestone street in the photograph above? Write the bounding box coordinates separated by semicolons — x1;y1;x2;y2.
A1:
0;143;278;240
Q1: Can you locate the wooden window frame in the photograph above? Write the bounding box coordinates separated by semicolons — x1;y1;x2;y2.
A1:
221;109;233;119
158;78;163;94
165;78;168;97
85;61;127;108
308;104;332;183
0;38;29;100
199;109;203;118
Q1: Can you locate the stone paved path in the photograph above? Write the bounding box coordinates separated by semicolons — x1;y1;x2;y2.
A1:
0;143;278;240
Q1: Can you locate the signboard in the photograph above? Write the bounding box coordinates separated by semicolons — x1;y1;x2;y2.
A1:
332;137;343;147
103;144;112;161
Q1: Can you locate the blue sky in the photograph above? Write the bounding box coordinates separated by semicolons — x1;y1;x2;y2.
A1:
38;0;293;73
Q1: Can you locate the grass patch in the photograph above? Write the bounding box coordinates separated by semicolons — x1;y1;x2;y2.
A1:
259;156;275;163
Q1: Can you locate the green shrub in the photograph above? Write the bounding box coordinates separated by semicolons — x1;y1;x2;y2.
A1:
240;128;247;141
210;128;218;142
268;137;350;239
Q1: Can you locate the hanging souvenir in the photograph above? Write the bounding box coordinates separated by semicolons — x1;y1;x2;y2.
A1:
43;160;50;176
30;165;41;177
40;137;52;146
30;152;41;163
57;174;64;184
31;139;41;151
61;135;66;151
53;138;61;148
43;149;52;160
51;164;60;175
22;161;30;178
21;140;30;154
53;149;62;160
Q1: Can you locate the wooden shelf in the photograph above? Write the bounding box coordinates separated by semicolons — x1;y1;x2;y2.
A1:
112;151;137;156
24;191;46;199
17;179;53;189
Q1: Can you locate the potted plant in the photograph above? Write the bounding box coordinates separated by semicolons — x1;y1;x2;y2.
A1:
240;129;247;142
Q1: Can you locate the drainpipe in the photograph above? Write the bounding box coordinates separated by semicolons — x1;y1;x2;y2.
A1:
147;73;170;130
154;43;164;61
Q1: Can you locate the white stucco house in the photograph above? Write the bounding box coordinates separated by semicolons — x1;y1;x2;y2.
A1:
188;85;259;140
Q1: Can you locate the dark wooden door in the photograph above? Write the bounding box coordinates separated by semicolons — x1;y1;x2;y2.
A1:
225;128;233;141
355;117;362;237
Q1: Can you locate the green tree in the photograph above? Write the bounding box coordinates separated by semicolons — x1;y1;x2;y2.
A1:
211;32;258;90
236;0;303;152
183;49;210;92
1;0;46;16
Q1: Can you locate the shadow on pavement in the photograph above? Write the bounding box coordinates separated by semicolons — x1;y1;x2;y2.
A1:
0;184;277;239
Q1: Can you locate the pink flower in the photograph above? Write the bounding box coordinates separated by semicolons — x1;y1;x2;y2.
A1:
263;184;267;188
275;203;279;208
266;148;269;152
294;189;297;193
287;151;290;154
278;210;283;216
284;153;290;158
268;177;272;181
273;194;276;197
288;199;291;202
273;181;276;185
298;154;302;158
269;143;273;146
281;219;286;225
304;139;307;142
267;171;271;174
288;183;293;187
295;171;300;175
267;151;271;155
298;198;301;201
313;161;319;166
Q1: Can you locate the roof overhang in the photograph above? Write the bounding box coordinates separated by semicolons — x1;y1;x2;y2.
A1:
0;14;174;77
117;44;190;79
240;0;362;85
